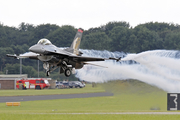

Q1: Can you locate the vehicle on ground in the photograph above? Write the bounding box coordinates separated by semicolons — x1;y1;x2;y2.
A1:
62;82;70;88
16;78;50;90
56;81;70;89
56;81;63;89
69;81;85;88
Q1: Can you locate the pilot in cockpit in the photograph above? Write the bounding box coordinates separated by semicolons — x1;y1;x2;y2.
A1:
37;38;52;45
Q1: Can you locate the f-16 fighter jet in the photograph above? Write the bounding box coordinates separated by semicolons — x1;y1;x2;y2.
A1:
7;29;120;77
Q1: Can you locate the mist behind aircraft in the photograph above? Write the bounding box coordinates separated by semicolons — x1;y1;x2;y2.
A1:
76;49;180;93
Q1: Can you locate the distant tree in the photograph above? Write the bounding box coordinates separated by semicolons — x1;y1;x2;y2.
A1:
164;32;180;50
84;21;130;36
109;26;131;52
0;47;14;71
3;64;19;74
128;34;139;53
133;26;162;52
105;21;130;35
0;25;7;47
33;24;59;43
81;31;112;50
18;22;35;31
46;25;76;47
4;63;40;77
22;65;38;77
10;44;26;54
138;22;180;32
137;22;180;42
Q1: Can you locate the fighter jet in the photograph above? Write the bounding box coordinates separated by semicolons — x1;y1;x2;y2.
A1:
7;29;121;77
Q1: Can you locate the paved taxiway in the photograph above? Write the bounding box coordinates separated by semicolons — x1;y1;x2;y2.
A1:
0;92;113;103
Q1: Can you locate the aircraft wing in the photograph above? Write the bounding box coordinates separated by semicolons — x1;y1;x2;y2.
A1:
71;55;105;62
44;49;121;62
6;52;39;59
70;55;121;62
42;48;106;61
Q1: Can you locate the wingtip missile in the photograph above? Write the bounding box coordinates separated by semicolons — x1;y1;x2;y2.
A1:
109;57;121;62
6;54;19;59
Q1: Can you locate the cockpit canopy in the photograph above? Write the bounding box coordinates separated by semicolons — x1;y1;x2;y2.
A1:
37;38;52;45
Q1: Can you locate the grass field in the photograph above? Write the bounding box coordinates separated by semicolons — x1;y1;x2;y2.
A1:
0;80;180;120
0;114;180;120
0;84;104;96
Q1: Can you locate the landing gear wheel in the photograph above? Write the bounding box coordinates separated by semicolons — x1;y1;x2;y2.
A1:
46;71;50;76
64;69;71;77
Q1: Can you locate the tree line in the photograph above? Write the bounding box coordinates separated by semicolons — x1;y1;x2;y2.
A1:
0;21;180;80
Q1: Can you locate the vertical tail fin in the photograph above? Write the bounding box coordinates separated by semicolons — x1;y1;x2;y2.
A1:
65;29;83;55
70;29;83;50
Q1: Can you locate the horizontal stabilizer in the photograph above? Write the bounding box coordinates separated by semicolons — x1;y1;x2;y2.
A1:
6;54;18;59
6;52;39;59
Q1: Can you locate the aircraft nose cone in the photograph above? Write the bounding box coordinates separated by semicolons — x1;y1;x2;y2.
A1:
29;44;44;53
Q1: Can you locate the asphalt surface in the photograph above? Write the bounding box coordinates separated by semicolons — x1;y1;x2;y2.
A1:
0;92;113;103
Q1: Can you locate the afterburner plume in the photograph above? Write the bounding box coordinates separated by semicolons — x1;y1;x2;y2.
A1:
76;49;180;92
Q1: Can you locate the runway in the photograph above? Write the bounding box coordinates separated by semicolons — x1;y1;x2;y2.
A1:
0;92;113;103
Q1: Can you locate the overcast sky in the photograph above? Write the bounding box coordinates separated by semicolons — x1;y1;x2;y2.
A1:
1;0;180;30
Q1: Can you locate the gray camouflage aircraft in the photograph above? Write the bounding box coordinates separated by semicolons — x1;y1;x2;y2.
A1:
7;29;120;77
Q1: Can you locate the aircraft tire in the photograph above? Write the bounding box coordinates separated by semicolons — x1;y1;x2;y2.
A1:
35;85;41;90
65;68;71;77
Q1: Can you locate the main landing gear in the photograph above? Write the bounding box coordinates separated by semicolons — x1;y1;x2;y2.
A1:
43;61;75;77
61;61;72;77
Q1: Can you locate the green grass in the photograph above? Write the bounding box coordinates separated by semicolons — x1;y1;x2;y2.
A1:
0;92;167;113
0;114;180;120
0;81;179;120
0;84;104;96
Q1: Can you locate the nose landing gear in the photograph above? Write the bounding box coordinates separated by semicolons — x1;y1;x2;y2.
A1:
43;63;50;76
46;71;50;76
